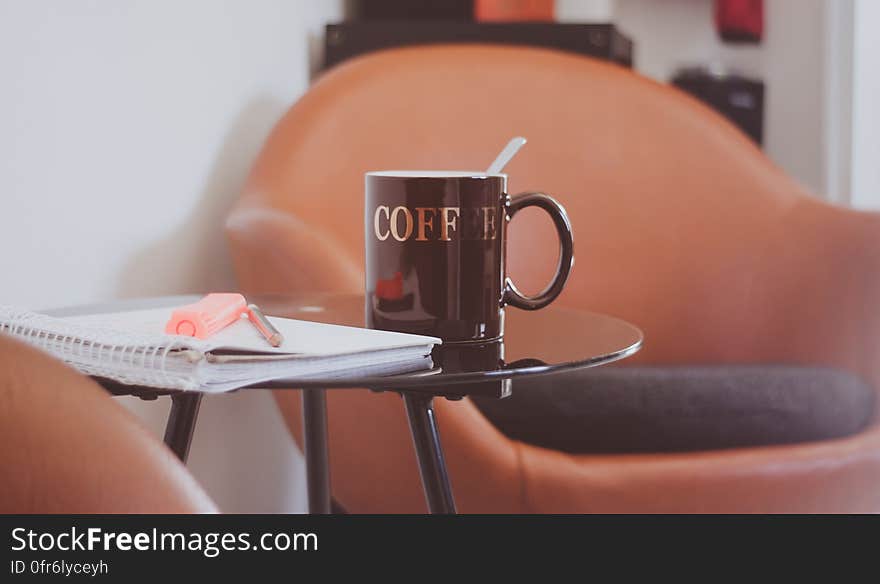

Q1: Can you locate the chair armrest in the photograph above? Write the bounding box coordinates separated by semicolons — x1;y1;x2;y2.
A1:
0;336;217;513
226;206;363;296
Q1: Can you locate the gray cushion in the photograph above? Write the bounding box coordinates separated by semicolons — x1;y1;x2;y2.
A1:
471;366;876;454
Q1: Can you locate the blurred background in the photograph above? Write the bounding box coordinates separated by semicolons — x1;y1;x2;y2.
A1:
1;0;877;512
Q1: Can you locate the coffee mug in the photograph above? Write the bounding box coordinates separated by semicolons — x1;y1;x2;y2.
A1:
365;171;573;342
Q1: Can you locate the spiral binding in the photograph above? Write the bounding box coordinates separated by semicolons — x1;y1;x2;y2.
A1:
0;306;201;390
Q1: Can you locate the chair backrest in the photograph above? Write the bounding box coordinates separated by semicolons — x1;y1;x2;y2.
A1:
0;336;217;513
228;44;880;388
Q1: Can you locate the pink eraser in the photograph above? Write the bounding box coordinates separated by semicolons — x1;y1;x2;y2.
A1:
165;293;248;339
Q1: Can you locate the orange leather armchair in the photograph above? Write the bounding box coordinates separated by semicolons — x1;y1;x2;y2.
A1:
226;45;880;512
0;335;216;513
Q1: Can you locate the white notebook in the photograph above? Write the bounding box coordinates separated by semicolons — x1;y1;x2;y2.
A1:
0;306;440;392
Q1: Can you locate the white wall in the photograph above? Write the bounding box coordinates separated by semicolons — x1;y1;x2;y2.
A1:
850;0;880;209
0;0;343;512
822;0;854;204
556;0;613;21
562;0;834;198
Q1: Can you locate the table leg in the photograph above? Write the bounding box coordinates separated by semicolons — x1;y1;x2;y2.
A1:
163;393;203;463
403;392;457;514
302;388;331;514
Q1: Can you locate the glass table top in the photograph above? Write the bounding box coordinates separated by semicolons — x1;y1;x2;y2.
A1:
50;293;643;398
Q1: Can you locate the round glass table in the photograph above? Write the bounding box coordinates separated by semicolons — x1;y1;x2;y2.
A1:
52;293;643;514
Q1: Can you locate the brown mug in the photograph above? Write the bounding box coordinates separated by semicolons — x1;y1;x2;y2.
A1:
365;171;573;342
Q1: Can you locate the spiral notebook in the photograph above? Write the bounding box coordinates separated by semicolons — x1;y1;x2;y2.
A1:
0;306;440;392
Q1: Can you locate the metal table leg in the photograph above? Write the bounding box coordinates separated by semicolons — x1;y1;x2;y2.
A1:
163;393;203;463
302;388;331;514
403;392;457;514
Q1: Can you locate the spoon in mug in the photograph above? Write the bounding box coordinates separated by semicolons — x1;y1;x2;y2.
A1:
486;136;527;174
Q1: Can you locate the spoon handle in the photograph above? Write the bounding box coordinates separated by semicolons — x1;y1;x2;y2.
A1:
487;136;527;174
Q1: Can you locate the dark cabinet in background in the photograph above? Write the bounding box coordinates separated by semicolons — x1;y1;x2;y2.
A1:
349;0;475;20
324;22;633;70
672;68;765;147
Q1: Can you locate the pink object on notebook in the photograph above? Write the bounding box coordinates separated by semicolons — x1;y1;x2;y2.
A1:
164;293;248;339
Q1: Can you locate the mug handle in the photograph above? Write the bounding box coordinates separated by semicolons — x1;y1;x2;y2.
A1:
503;192;574;311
